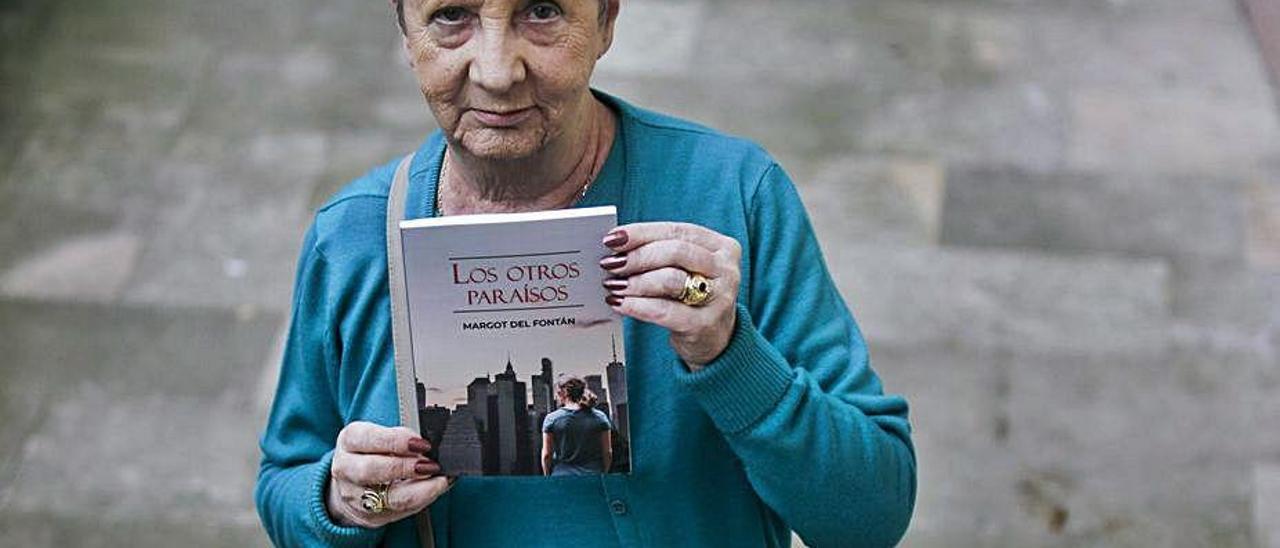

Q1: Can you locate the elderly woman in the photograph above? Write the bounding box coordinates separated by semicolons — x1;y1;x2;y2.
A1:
256;0;916;546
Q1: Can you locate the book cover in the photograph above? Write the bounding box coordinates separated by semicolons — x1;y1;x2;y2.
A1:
398;206;630;477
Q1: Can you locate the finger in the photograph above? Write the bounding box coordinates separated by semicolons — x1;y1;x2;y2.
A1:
600;240;717;279
334;452;441;485
609;295;708;334
385;476;455;514
604;267;687;299
330;482;379;529
604;222;735;254
339;422;430;456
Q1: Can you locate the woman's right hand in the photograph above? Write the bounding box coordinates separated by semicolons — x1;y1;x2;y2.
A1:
326;421;454;528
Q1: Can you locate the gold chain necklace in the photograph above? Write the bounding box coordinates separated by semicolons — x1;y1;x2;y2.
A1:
435;151;597;216
435;110;608;216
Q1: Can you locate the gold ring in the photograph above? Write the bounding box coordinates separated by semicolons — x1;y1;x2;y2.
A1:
678;273;713;307
360;483;390;514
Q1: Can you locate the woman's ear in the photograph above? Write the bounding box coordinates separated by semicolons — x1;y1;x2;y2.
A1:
597;0;621;59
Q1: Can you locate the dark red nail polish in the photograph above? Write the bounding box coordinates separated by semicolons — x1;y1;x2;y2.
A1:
606;295;624;307
415;460;440;475
602;230;628;248
603;279;628;291
408;438;430;455
600;255;627;270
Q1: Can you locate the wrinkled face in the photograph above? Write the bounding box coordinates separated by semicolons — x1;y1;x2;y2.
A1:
402;0;616;160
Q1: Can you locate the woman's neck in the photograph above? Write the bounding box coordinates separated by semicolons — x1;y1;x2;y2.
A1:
438;96;616;215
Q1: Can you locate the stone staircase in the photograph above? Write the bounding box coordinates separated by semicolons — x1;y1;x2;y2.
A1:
0;0;1276;546
0;300;278;546
794;143;1276;547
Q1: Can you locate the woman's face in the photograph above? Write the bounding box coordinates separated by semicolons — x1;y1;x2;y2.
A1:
402;0;616;160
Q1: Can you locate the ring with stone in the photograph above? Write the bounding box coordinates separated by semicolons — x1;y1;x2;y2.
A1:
678;272;713;307
360;483;391;514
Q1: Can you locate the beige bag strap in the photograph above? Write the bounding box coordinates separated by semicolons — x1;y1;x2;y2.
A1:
386;153;437;548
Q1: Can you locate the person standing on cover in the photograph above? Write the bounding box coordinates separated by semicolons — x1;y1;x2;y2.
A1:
541;377;613;476
255;0;917;546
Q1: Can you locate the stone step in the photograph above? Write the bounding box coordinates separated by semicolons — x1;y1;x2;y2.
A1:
308;128;433;212
0;298;280;543
1258;462;1280;548
115;130;320;312
1171;263;1278;335
794;155;946;247
1245;0;1280;94
939;165;1249;265
606;0;1028;91
1013;0;1241;22
592;1;1066;170
1021;2;1271;104
819;242;1173;353
935;165;1279;336
800;161;1278;342
874;330;1277;547
0;121;323;312
0;511;268;548
599;0;1277;178
1021;5;1277;176
1248;171;1280;271
594;70;1068;174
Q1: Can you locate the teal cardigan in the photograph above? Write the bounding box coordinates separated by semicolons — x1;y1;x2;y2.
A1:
255;93;916;547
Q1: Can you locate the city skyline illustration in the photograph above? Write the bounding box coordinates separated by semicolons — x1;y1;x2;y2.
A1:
415;334;631;476
417;320;621;407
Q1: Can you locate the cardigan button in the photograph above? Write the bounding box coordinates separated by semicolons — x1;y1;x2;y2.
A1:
609;499;628;516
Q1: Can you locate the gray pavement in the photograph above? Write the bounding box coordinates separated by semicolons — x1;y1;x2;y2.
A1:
1;0;1277;546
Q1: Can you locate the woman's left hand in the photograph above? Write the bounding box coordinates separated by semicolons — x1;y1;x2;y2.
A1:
600;222;742;370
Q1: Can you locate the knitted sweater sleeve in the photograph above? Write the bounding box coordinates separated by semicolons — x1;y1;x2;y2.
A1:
672;163;917;547
254;224;385;548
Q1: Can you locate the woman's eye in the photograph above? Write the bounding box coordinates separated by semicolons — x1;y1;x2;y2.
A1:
431;7;471;25
526;2;562;22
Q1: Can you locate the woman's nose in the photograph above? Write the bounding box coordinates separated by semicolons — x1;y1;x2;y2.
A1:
469;20;526;93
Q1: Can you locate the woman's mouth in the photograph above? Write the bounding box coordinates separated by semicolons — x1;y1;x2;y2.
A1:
471;107;535;127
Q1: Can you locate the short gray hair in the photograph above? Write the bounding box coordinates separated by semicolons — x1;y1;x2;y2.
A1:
393;1;609;33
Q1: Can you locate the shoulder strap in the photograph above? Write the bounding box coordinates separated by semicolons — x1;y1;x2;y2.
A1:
386;153;438;548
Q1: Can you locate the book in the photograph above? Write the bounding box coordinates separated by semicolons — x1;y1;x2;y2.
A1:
396;206;631;477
